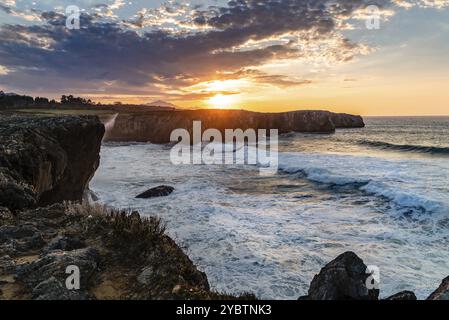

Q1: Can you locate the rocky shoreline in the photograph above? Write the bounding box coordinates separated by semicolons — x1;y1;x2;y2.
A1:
1;115;447;300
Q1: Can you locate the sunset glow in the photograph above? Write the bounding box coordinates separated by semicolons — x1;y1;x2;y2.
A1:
0;1;448;115
207;94;239;109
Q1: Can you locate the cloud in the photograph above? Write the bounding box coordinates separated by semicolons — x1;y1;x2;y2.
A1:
0;0;43;22
0;0;445;100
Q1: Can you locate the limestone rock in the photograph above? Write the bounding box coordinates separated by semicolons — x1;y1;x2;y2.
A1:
300;252;379;300
136;186;174;199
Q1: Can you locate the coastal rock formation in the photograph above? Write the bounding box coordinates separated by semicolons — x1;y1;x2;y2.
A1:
0;115;104;209
427;276;449;300
299;251;379;300
2;114;447;301
0;203;222;300
385;291;417;300
136;185;175;199
104;109;365;143
330;113;365;128
0;115;245;300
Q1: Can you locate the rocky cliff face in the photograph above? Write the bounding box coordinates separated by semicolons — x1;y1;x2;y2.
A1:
104;109;365;143
0;115;104;210
329;113;365;128
0;115;233;300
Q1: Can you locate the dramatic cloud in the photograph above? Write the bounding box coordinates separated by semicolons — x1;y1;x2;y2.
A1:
0;0;446;101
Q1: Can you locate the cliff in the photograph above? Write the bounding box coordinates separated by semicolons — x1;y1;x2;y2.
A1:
0;115;104;210
0;115;247;300
104;109;365;143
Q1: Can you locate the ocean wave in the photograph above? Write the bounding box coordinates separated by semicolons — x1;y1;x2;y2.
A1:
278;153;447;216
358;140;449;155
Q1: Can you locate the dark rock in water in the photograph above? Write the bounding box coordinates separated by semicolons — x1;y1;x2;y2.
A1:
427;276;449;300
385;291;417;300
136;185;174;199
0;115;104;210
299;251;379;300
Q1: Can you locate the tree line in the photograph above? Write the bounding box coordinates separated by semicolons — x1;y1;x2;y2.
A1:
0;91;95;109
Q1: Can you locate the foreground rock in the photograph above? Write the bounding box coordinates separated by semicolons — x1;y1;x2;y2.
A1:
136;186;174;199
0;115;104;209
0;203;243;299
427;276;449;300
104;109;365;143
385;291;417;300
299;252;379;300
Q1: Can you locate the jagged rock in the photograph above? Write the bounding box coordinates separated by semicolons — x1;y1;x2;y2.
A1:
136;186;174;199
385;291;417;300
427;276;449;300
0;176;37;211
0;255;15;273
43;235;85;253
0;115;104;210
299;252;379;300
0;225;45;253
0;206;14;223
32;276;91;300
16;247;100;289
330;113;365;128
0;115;224;300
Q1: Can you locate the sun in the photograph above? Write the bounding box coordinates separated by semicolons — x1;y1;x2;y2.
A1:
207;94;238;109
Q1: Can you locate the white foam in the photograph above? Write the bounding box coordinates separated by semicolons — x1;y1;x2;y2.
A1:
90;143;449;300
277;152;449;216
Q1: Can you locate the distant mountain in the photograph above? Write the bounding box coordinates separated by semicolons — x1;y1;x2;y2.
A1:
144;100;178;109
0;91;19;97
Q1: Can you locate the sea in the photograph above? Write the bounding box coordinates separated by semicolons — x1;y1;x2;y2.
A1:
90;116;449;299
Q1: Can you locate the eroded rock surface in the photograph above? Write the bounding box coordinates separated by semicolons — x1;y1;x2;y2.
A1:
299;251;379;300
0;203;233;300
0;115;104;209
105;109;365;143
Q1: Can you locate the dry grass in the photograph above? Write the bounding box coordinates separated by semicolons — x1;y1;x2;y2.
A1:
64;201;167;257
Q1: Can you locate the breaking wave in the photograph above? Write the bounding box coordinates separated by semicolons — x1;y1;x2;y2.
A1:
278;152;448;216
358;140;449;155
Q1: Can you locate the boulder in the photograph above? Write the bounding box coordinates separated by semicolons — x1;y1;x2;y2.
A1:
427;276;449;300
299;252;379;300
385;291;417;300
136;185;174;199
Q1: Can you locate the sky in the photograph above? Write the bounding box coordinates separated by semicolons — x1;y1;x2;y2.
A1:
0;0;448;115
